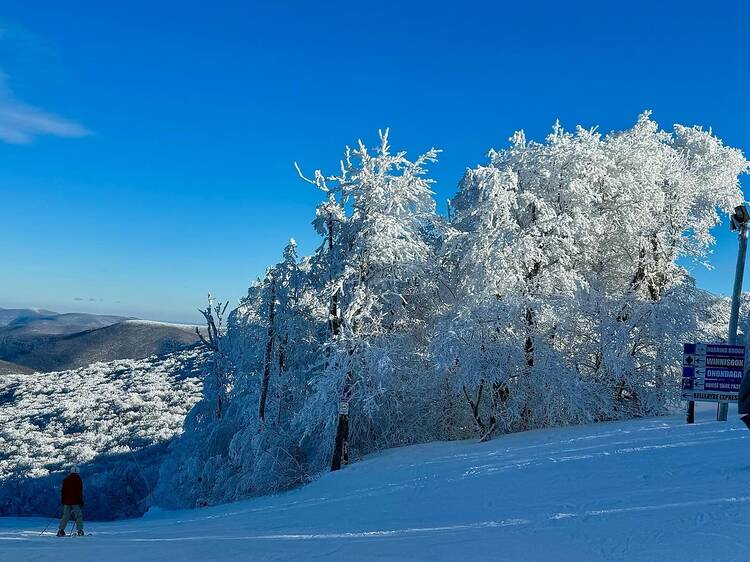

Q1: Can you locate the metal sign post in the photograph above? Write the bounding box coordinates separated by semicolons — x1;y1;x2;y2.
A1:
683;343;745;424
719;205;750;421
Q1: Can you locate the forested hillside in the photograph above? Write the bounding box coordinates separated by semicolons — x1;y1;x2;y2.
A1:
0;348;205;519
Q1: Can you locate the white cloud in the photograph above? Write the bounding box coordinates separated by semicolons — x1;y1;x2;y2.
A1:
0;72;89;144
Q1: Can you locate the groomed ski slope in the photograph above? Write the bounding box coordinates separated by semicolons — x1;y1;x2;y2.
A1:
3;412;750;562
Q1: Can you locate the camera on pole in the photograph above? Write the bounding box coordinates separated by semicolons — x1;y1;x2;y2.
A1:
730;204;750;231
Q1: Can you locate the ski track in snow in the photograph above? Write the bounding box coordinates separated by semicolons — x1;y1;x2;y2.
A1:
3;415;750;561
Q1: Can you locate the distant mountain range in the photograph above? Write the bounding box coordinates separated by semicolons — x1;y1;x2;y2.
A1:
0;308;200;373
0;360;34;376
0;308;130;335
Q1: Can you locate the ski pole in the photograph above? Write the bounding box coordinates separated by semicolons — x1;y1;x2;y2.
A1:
39;507;60;536
39;518;53;536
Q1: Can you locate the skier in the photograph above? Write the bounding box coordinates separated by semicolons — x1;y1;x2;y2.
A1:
57;465;85;536
739;368;750;430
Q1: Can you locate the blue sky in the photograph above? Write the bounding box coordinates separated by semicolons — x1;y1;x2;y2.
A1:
0;1;748;323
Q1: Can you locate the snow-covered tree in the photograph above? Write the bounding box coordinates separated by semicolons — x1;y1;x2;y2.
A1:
296;129;444;468
435;112;748;438
196;294;231;419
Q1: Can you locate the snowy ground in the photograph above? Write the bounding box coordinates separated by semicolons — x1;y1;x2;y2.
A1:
3;409;750;561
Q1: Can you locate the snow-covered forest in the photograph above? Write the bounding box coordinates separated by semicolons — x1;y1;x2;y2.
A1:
152;112;749;509
0;349;205;519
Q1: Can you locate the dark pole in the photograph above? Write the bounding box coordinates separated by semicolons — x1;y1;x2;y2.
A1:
718;205;749;421
686;400;695;424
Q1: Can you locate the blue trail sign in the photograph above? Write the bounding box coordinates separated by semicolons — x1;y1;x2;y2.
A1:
682;343;745;402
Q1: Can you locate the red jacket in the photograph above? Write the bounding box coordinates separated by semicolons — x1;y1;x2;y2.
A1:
61;474;84;506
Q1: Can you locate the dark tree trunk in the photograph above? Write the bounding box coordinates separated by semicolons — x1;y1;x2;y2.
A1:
523;256;540;368
258;277;277;422
463;381;487;436
331;357;354;471
331;370;352;471
328;210;342;337
330;408;350;471
276;333;288;425
323;207;350;471
524;309;535;368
